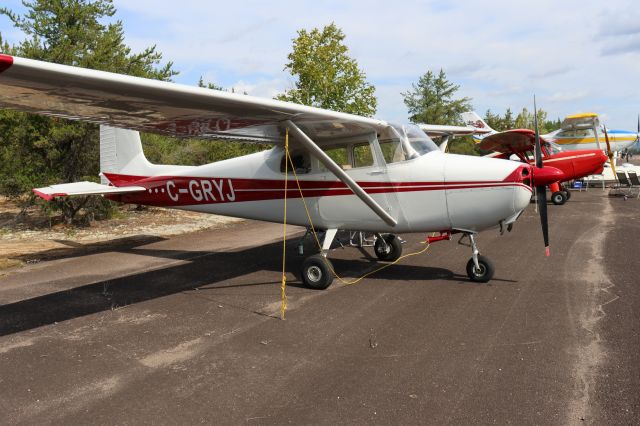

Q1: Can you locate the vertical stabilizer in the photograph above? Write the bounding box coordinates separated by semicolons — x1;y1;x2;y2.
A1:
460;111;495;133
100;126;153;184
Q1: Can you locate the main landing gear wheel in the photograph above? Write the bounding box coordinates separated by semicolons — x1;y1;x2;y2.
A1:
563;189;571;201
466;255;495;283
551;191;567;205
301;254;334;290
374;234;403;262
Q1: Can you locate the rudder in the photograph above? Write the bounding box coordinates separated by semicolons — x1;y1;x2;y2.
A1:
460;111;495;133
100;126;153;184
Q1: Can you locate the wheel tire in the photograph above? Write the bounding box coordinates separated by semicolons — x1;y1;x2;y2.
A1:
466;255;495;283
563;189;571;201
374;234;403;262
301;254;334;290
551;191;567;205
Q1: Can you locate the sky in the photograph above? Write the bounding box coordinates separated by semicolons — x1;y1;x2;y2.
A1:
1;0;639;129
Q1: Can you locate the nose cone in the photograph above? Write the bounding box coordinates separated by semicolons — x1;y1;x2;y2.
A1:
595;150;609;174
533;166;564;187
443;154;533;232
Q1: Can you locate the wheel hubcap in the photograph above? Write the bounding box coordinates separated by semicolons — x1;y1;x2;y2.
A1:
474;264;486;276
307;265;322;282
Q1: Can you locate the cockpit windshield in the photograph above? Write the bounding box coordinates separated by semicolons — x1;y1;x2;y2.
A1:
545;141;563;155
390;123;439;157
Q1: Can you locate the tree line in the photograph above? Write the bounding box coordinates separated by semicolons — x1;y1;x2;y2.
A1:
0;0;559;223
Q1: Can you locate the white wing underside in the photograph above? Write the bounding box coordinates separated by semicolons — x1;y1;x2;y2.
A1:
0;56;388;144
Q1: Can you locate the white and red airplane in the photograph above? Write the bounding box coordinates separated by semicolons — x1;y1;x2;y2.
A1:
0;54;562;288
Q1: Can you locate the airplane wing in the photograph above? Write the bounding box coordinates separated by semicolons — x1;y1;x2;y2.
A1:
0;54;398;225
476;129;537;154
561;113;599;130
418;124;492;137
33;181;146;201
0;54;388;143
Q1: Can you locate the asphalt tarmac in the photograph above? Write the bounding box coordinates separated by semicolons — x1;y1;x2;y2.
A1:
0;189;638;425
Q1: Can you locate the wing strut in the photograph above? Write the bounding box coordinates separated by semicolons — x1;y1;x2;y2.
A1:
284;120;398;227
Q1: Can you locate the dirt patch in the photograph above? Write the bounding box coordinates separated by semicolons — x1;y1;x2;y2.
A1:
0;197;242;271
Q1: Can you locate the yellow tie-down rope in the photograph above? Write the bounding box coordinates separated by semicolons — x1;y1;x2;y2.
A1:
279;129;435;318
280;128;289;320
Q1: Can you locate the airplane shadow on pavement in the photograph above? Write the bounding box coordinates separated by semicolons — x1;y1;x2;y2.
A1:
0;237;514;336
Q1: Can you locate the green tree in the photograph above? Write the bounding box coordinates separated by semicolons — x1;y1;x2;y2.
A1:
503;108;515;130
514;107;550;133
276;23;376;117
198;76;224;91
483;108;515;132
484;109;502;130
403;69;472;125
0;0;176;223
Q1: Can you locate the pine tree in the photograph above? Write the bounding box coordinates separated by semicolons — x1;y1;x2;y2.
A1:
402;69;472;125
0;0;176;222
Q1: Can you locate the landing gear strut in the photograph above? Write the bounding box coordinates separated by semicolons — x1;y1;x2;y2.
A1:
463;233;495;283
299;230;405;290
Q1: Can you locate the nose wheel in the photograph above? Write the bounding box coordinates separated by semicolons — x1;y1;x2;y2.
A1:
463;233;495;283
374;233;403;261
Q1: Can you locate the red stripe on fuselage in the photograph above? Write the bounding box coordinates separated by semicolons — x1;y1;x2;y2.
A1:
103;173;531;207
0;54;14;73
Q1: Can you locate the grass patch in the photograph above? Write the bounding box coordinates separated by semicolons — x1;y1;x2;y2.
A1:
0;258;23;271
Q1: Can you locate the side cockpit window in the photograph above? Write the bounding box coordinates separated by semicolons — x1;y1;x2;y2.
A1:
353;143;374;168
318;143;374;172
379;139;407;163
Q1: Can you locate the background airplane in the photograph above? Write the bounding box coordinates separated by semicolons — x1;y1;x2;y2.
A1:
546;113;638;152
464;111;639;153
474;128;607;205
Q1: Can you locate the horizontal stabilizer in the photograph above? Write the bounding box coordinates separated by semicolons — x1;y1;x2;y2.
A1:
33;181;146;201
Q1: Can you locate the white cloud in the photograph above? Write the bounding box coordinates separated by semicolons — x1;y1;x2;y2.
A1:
229;78;288;98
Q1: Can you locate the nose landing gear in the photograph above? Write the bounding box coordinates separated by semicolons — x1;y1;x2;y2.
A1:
462;233;495;283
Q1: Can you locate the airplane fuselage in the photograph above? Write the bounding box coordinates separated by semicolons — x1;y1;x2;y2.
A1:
105;148;533;234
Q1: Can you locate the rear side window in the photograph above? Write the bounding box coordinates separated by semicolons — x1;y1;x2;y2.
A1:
322;146;350;170
280;152;310;173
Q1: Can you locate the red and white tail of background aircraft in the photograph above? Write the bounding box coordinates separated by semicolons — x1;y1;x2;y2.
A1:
0;54;562;288
460;113;608;205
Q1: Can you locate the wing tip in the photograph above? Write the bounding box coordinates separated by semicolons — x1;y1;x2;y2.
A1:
545;246;550;257
0;54;14;73
33;188;54;201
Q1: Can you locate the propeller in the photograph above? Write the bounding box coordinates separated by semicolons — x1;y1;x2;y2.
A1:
533;96;550;257
602;124;616;177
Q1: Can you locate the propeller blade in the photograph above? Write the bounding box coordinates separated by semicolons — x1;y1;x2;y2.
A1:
533;96;550;256
603;124;617;176
533;97;543;169
537;184;550;256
